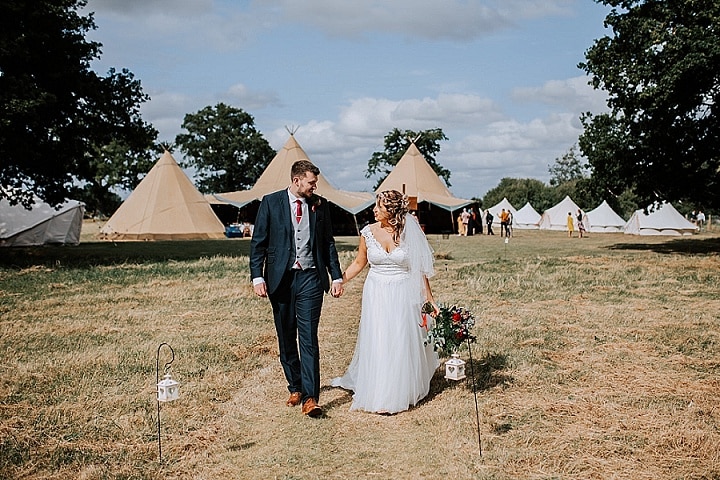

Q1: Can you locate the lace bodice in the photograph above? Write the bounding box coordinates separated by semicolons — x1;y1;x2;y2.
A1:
361;226;409;276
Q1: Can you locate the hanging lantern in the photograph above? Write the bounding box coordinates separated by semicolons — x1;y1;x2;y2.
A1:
445;353;466;381
157;372;180;402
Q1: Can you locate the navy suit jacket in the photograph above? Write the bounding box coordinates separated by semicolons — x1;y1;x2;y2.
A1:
249;190;342;295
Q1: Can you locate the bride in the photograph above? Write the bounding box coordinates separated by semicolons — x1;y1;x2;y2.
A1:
332;190;439;414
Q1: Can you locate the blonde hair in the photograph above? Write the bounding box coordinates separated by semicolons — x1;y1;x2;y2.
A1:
377;190;409;244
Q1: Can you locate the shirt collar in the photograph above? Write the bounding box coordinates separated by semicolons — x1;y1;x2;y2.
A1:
287;189;305;204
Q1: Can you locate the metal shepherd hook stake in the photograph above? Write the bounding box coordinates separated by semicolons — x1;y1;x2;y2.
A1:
156;342;176;463
466;337;482;456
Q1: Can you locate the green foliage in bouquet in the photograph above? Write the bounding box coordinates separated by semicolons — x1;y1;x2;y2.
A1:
423;303;477;358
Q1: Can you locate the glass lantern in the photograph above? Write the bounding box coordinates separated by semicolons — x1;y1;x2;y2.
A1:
444;353;466;381
157;372;180;402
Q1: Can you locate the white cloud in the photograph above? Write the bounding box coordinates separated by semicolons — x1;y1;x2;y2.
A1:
223;84;281;110
268;0;573;40
512;76;608;113
88;0;213;15
89;0;576;44
335;93;503;138
87;0;259;52
140;91;198;142
82;0;608;199
265;87;588;198
140;83;282;143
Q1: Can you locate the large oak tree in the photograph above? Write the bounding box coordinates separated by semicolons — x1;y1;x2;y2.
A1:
174;103;275;194
0;0;158;212
578;0;720;211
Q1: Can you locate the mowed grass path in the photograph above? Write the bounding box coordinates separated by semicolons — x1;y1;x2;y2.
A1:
1;223;719;479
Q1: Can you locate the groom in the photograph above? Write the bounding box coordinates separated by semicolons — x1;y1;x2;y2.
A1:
250;159;344;417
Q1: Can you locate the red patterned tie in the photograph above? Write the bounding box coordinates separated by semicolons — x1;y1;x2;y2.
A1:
295;199;302;224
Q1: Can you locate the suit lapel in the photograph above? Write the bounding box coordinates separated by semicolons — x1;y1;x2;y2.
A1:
279;191;292;236
309;196;317;248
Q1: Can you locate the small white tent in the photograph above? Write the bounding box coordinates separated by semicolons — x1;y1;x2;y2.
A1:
624;202;698;236
0;196;85;247
486;198;517;228
513;202;541;229
538;196;582;230
586;200;626;233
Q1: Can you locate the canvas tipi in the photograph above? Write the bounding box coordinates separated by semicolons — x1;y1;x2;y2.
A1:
376;142;471;211
513;202;541;229
1;195;84;247
375;142;473;233
538;196;583;230
209;134;374;215
99;151;225;240
624;202;698;236
586;200;626;233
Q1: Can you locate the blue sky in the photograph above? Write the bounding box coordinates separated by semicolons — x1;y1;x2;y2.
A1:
85;0;612;200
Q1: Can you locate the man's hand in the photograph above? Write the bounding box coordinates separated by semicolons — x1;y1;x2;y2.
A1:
331;282;344;298
254;281;268;298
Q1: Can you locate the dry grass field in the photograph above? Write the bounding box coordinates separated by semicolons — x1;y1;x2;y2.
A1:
1;221;719;479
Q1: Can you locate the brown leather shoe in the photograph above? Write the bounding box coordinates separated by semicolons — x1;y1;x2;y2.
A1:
301;398;322;418
286;392;302;407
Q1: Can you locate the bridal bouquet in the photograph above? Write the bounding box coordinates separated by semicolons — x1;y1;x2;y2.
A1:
422;303;476;358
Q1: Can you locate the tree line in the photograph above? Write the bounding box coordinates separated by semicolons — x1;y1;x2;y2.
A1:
1;0;718;219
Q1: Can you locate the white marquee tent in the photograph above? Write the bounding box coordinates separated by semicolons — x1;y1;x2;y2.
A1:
624;202;698;236
586;200;626;233
513;202;541;229
0;196;85;247
538;195;583;230
485;198;517;228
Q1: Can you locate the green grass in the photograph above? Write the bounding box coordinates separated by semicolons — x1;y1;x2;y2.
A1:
1;227;720;479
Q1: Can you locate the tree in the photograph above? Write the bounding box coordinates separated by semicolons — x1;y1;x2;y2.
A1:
578;0;720;211
175;103;275;194
366;128;450;190
0;0;158;210
78;136;162;217
548;145;588;187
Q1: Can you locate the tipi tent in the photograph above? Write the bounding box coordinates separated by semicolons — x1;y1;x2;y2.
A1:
486;198;517;228
376;142;472;211
538;195;583;231
1;196;84;247
209;134;374;215
624;202;698;236
586;200;626;233
100;151;226;240
513;202;541;229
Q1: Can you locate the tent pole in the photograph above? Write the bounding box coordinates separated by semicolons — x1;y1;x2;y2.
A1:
353;214;360;236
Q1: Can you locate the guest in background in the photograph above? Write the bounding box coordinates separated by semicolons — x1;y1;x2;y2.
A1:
485;209;495;235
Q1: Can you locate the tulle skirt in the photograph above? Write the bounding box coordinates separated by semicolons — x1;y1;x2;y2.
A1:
331;268;439;413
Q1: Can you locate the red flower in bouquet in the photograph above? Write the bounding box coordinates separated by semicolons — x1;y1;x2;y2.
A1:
423;303;477;358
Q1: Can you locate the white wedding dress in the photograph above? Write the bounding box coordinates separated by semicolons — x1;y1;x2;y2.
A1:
331;225;439;414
